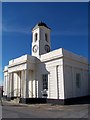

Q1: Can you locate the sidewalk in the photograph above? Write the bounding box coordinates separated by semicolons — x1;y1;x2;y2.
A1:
2;100;88;118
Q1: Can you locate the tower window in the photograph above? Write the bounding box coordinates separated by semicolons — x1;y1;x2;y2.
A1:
35;33;38;42
76;73;81;88
42;74;48;90
45;45;50;53
45;33;48;42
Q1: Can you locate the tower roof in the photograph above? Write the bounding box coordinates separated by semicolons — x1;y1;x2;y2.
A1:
32;21;51;30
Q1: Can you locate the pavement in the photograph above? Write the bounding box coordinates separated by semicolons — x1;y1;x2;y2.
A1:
1;100;89;118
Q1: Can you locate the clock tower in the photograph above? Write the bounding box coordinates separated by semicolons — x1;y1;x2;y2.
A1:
32;21;51;58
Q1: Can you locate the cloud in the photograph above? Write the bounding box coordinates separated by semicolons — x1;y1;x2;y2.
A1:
3;25;31;35
3;23;88;37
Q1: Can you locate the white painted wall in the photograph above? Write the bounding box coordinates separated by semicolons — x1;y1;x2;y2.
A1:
64;57;88;99
36;55;65;99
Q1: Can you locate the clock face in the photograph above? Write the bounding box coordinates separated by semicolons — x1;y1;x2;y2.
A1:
33;45;38;53
45;45;50;53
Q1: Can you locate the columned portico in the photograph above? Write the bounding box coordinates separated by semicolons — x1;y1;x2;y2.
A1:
6;68;37;101
20;69;36;98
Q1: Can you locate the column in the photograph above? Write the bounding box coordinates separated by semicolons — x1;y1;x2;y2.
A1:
26;70;29;98
10;73;13;97
3;75;6;96
7;73;13;98
17;72;19;97
33;80;35;98
8;73;11;97
59;64;65;99
17;72;21;97
12;73;14;97
28;70;33;98
7;74;10;97
21;70;24;98
13;73;17;97
47;73;50;98
23;70;29;98
19;71;22;97
33;70;36;98
36;79;38;98
4;74;8;97
6;75;8;96
56;65;59;99
54;66;58;99
6;74;9;96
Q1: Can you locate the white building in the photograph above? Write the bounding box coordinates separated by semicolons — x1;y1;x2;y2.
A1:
3;22;88;104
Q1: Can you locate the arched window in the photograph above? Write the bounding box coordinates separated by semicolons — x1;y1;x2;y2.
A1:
45;45;50;53
45;33;48;42
35;33;38;42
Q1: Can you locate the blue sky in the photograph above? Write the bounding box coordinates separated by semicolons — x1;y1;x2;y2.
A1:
1;2;88;85
0;2;2;86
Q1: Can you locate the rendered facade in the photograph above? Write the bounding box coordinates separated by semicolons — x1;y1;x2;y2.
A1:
3;22;88;104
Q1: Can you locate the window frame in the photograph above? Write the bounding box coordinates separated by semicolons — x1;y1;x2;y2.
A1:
35;33;38;42
45;45;50;53
76;73;81;88
45;33;48;42
42;74;48;90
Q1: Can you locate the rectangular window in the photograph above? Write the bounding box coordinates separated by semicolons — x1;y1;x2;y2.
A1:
76;73;81;88
42;74;48;90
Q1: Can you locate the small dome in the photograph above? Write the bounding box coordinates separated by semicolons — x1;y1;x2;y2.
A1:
32;21;51;30
38;21;48;27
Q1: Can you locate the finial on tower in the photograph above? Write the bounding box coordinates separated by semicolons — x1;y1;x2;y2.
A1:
32;21;51;31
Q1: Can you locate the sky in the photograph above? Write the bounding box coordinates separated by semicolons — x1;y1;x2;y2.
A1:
1;0;89;2
0;2;2;86
1;2;88;85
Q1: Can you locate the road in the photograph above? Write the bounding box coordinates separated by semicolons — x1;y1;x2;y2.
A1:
1;100;89;118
